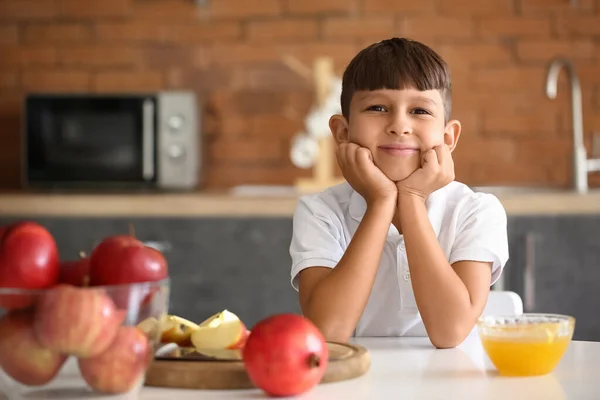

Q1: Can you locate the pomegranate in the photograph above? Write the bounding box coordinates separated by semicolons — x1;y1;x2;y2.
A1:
242;313;328;397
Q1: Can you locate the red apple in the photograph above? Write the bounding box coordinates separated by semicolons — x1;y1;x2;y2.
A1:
89;235;168;286
57;252;90;287
242;314;328;397
0;222;59;310
78;326;152;394
0;310;67;386
33;284;123;358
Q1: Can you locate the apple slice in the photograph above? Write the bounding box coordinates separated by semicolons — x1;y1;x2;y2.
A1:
191;309;249;350
160;315;199;347
136;314;199;347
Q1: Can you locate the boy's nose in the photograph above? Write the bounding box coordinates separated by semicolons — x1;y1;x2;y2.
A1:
386;113;411;135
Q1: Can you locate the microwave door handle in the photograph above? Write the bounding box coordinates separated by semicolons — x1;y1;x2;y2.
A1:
142;100;155;181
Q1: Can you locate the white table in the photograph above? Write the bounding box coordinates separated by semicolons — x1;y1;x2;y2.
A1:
142;336;599;400
3;336;597;399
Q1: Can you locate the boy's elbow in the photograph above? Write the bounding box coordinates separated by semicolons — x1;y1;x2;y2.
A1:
428;326;470;349
308;317;353;343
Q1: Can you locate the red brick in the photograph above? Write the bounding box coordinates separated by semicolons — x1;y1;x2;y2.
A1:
556;16;600;36
93;72;164;92
0;72;18;90
453;137;516;168
23;23;92;44
166;66;231;92
516;40;595;62
482;110;560;137
286;0;359;14
22;70;90;91
220;114;302;138
364;0;436;13
134;0;198;20
58;0;132;18
247;19;319;42
323;16;396;40
579;65;600;85
206;0;281;18
0;25;18;44
95;22;172;43
473;67;549;91
478;17;552;38
279;43;360;75
438;43;513;70
59;46;141;68
209;138;284;163
521;0;595;15
440;0;514;16
196;44;280;66
204;164;309;188
403;17;475;42
0;46;56;67
173;22;242;43
0;0;58;20
229;63;310;91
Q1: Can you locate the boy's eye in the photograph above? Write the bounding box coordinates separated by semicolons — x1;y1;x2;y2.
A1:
367;105;387;112
412;108;432;115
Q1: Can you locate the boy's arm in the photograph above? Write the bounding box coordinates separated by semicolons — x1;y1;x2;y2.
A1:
296;142;397;343
396;145;507;348
398;193;494;349
299;197;395;342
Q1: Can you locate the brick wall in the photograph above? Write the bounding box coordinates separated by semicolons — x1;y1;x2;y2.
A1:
1;0;599;190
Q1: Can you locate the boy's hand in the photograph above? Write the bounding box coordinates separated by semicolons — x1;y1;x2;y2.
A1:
396;144;455;202
336;142;397;206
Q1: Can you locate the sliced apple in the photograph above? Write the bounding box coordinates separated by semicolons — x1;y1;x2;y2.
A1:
136;314;199;346
160;315;199;346
136;317;160;337
191;309;250;350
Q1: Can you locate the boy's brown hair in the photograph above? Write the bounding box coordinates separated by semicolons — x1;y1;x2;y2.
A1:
340;37;452;122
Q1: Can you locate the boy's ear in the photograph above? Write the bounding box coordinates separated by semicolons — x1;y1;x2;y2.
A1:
444;119;462;153
329;114;349;144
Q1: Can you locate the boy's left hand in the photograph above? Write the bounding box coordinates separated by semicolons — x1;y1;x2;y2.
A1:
396;144;455;202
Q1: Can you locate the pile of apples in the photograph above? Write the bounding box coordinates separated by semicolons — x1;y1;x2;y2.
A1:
0;221;169;394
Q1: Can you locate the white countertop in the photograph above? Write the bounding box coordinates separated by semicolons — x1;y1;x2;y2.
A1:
3;336;597;399
139;336;597;400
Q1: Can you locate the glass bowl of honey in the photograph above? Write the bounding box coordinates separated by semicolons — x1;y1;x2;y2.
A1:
477;313;575;377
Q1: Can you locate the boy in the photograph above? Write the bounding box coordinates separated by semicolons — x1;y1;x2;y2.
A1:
289;37;509;349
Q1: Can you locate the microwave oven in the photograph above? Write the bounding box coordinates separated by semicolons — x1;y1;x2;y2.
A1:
23;91;199;191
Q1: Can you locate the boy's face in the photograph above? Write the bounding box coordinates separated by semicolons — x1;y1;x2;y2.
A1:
330;87;461;182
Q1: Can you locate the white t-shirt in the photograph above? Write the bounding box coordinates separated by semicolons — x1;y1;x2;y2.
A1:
289;181;509;337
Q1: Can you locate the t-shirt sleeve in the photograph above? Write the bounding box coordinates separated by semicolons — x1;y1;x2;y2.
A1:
449;193;509;285
289;196;345;291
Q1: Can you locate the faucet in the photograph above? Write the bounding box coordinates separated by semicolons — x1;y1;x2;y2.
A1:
545;57;600;194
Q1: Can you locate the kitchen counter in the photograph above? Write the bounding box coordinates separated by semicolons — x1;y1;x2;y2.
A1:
4;336;597;399
3;186;600;216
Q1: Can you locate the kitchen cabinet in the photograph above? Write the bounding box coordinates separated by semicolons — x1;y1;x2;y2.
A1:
2;213;600;341
0;217;302;328
501;215;600;342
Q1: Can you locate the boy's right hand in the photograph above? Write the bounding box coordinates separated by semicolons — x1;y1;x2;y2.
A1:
336;142;397;207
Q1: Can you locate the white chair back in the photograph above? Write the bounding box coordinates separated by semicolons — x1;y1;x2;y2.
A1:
481;290;523;316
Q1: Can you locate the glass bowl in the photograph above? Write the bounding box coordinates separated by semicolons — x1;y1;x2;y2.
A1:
477;313;575;377
0;278;170;399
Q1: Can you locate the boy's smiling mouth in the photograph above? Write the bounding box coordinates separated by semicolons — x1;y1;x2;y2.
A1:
378;143;419;157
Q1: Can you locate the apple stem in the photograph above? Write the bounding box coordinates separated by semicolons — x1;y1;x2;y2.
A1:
128;223;136;238
308;353;321;368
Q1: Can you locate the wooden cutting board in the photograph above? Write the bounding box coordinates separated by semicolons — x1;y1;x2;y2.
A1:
144;342;370;390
